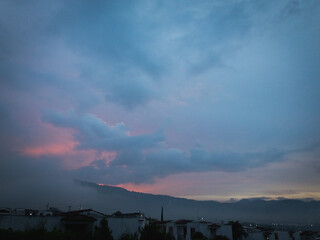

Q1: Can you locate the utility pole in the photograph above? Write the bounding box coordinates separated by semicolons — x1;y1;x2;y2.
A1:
161;206;164;221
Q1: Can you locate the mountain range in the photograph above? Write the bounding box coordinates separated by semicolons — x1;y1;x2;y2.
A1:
77;181;320;225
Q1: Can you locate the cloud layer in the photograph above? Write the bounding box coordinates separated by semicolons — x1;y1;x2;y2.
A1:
41;109;288;184
0;0;320;202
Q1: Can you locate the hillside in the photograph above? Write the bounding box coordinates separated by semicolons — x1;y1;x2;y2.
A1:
78;181;320;224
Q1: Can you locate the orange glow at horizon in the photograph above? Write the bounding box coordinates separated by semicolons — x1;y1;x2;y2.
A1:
112;181;320;202
115;183;156;193
113;178;188;195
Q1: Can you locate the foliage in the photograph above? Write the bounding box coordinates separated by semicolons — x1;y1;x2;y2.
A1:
228;221;247;240
192;231;208;240
93;218;113;240
0;228;77;240
0;222;176;240
119;232;139;240
211;235;230;240
165;232;176;240
140;222;166;240
112;211;123;217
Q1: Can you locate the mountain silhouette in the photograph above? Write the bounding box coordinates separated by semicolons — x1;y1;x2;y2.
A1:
77;181;320;224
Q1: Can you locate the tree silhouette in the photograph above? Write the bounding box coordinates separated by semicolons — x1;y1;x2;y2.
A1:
119;232;139;240
140;222;166;240
211;235;230;240
165;232;176;240
192;231;208;240
93;218;113;240
228;221;247;240
112;211;122;217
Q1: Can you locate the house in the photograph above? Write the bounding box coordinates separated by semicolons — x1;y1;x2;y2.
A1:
243;226;302;240
300;231;320;240
0;207;147;240
269;231;292;240
0;207;63;231
244;227;265;240
106;211;148;240
156;219;233;240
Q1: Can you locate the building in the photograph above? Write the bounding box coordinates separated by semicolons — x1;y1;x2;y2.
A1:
106;212;148;240
156;219;233;240
0;208;147;240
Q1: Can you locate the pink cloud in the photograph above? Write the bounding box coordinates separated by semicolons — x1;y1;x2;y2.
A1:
21;141;117;170
22;141;77;157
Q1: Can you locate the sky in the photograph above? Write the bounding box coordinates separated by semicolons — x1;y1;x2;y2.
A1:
0;0;320;206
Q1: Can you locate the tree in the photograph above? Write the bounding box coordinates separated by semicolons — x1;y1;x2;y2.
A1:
192;231;208;240
165;232;176;240
112;211;122;217
0;227;77;240
140;222;165;240
93;218;113;240
119;232;139;240
228;221;247;240
211;235;230;240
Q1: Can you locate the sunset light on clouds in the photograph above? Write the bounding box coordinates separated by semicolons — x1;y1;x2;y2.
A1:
0;0;320;207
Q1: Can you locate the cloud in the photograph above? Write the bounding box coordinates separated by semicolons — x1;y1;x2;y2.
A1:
41;109;289;184
1;0;320;202
0;146;97;210
104;71;158;109
1;0;319;112
71;146;288;185
42;109;165;151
